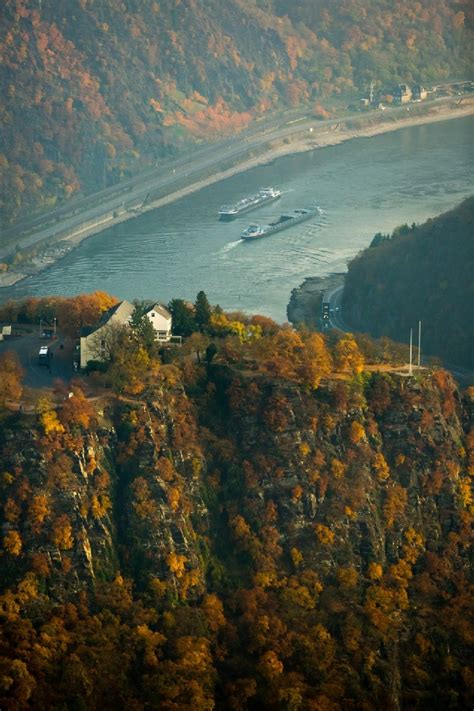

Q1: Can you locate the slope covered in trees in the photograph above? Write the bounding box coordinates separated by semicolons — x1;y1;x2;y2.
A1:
0;296;472;708
343;197;474;369
0;0;472;226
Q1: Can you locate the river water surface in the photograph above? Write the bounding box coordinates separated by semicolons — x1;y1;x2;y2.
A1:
5;116;473;322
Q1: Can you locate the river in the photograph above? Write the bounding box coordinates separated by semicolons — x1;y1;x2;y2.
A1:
4;116;473;322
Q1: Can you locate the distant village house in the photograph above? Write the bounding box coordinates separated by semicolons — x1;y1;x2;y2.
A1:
412;84;428;101
393;84;412;104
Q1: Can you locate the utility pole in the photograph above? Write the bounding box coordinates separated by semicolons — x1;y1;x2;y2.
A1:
409;328;413;375
369;80;375;105
418;320;422;367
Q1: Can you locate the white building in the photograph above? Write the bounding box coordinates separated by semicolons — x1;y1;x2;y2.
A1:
144;303;172;342
79;300;174;369
79;300;134;369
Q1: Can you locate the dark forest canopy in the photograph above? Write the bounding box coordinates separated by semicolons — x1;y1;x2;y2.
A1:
0;0;472;224
343;196;474;368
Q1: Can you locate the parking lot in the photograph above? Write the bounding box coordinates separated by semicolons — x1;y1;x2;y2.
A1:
0;325;76;389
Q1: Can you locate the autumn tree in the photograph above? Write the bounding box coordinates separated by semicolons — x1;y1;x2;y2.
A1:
51;514;74;550
108;344;150;395
0;351;23;407
59;387;95;429
350;420;366;444
298;332;332;388
183;332;211;364
3;530;22;556
57;292;118;336
40;405;65;436
261;328;304;380
334;335;364;373
28;494;50;534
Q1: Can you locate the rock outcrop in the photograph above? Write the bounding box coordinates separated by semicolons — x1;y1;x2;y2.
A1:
0;364;472;708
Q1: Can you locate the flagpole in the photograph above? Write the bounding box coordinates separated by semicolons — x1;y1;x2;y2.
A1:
409;328;413;375
418;320;421;368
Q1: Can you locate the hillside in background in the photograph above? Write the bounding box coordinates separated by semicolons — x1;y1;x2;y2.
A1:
0;0;472;226
0;297;473;708
343;197;474;369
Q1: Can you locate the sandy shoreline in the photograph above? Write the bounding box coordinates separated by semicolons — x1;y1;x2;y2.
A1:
1;98;473;289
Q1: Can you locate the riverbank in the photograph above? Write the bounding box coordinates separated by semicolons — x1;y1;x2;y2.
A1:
1;97;473;289
287;273;345;327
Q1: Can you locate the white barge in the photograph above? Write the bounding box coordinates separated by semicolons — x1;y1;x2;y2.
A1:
218;187;281;220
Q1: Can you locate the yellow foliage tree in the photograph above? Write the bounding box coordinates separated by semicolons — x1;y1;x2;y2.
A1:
298;332;333;389
365;584;408;634
337;566;358;589
258;650;284;680
315;523;335;545
166;552;187;578
40;409;65;435
290;547;304;568
136;624;166;668
373;452;390;480
350;420;366;444
149;576;167;601
175;636;213;673
368;562;383;581
331;458;347;479
202;593;226;632
210;312;261;343
299;441;311;458
334;336;364;374
3;530;22;556
51;514;74;550
458;477;473;509
291;484;303;502
167;486;181;512
29;494;50;533
91;494;111;519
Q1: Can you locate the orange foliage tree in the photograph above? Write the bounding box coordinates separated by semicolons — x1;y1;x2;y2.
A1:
0;351;23;406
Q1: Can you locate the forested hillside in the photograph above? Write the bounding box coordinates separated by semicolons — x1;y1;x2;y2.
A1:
0;0;472;226
343;197;474;369
0;295;473;708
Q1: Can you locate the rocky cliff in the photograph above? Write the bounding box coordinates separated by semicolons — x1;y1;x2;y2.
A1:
1;356;472;708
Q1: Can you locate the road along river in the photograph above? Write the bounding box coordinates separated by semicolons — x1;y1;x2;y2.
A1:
3;116;473;323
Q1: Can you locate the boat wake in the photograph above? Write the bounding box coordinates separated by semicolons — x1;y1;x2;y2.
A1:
219;239;243;254
131;227;213;238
